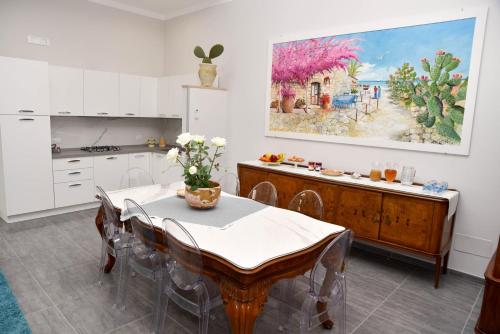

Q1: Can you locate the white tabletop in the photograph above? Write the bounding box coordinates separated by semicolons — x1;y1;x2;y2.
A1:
240;160;460;219
106;182;345;270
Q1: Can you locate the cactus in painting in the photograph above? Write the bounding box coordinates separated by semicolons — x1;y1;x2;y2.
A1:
387;63;417;108
413;50;467;142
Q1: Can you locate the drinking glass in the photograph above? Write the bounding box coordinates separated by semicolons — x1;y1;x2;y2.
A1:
384;162;398;183
369;162;382;182
401;166;416;185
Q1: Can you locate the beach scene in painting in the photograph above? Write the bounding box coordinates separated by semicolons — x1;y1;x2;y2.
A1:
268;18;475;145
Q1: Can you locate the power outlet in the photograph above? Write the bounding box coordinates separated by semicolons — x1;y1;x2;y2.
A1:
27;35;50;46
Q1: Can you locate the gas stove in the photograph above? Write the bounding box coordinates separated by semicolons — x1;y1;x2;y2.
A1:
80;145;121;153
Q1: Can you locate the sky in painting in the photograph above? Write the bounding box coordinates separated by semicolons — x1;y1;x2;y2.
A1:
336;18;476;81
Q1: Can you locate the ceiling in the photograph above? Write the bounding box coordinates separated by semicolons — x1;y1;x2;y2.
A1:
87;0;231;21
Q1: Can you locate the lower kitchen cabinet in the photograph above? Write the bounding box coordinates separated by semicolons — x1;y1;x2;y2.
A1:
0;115;54;217
94;154;129;191
54;180;95;208
129;152;150;172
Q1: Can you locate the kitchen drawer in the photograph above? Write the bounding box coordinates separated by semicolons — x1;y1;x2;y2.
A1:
53;157;93;171
53;168;93;183
54;179;96;208
129;152;150;171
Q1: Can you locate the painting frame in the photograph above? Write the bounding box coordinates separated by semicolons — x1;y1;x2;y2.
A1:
264;7;488;155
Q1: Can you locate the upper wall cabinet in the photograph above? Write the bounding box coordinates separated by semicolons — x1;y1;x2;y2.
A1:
158;73;198;119
84;70;119;117
119;74;141;117
49;65;84;116
140;76;158;117
0;56;49;115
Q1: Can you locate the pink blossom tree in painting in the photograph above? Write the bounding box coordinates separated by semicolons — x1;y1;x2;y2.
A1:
271;37;358;112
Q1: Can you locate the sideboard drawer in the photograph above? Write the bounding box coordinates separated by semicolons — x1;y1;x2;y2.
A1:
54;179;95;208
53;157;93;171
53;168;93;183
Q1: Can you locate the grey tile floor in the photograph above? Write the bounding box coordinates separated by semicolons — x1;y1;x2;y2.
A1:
0;208;484;334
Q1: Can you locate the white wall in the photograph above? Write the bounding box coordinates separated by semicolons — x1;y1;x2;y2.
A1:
163;0;500;277
0;0;165;76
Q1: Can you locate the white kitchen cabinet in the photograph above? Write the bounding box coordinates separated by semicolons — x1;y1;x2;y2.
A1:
158;74;198;119
0;115;54;216
128;152;150;171
140;76;158;117
84;70;119;117
53;168;93;184
93;154;129;191
151;152;166;183
151;153;184;185
53;157;93;171
54;180;95;208
119;74;141;117
49;66;84;116
187;88;228;140
0;56;49;115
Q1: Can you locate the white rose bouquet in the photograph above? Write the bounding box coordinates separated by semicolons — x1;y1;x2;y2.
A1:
166;133;226;190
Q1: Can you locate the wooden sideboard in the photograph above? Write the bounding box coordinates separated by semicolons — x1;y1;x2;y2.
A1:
475;236;500;334
237;163;457;288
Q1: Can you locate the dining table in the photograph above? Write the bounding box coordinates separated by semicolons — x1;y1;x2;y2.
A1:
94;181;345;334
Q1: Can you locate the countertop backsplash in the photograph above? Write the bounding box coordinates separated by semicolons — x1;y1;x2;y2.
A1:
51;116;182;149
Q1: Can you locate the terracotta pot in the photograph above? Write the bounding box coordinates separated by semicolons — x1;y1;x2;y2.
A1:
198;63;217;87
282;97;295;113
185;181;221;209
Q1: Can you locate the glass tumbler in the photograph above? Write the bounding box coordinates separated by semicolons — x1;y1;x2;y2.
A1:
369;162;382;181
401;166;416;185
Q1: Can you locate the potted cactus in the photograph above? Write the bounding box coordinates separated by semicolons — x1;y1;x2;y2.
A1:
193;44;224;87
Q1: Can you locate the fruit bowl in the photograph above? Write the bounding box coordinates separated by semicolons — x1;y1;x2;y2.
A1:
259;153;285;165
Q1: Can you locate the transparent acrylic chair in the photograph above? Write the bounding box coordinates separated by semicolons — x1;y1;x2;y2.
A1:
248;181;278;206
277;229;353;334
116;198;165;326
96;186;130;286
119;167;155;189
288;190;324;220
217;172;240;196
155;218;223;334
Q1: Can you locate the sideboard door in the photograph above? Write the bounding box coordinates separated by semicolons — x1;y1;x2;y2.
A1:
335;187;382;240
380;195;435;252
268;173;304;208
238;167;268;198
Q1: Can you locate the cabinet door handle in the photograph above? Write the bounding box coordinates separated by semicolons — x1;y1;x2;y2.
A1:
58;111;71;115
134;155;145;158
125;113;135;116
18;109;34;113
97;112;109;115
68;159;81;163
158;113;166;117
106;157;117;160
68;171;81;175
19;118;34;121
171;114;180;117
69;183;82;188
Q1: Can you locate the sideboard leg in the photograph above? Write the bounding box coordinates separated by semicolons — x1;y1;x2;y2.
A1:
434;255;442;289
442;252;450;275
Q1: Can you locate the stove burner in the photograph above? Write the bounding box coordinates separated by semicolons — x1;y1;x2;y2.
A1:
80;145;121;153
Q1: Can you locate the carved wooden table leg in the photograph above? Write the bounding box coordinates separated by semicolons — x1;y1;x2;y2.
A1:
219;279;272;334
94;205;117;273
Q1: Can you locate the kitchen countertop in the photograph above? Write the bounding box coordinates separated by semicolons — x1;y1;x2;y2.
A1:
52;144;179;159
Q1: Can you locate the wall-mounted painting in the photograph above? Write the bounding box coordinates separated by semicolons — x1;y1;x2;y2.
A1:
265;7;487;155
